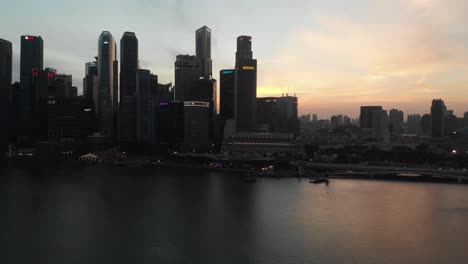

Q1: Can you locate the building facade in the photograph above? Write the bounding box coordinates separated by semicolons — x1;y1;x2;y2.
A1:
0;39;12;151
119;32;139;142
175;55;200;101
431;99;446;138
137;69;157;143
235;36;257;133
196;26;212;77
97;31;118;141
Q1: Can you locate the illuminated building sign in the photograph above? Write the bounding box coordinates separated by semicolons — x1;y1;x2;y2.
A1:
242;66;255;70
159;103;169;106
184;101;210;108
222;70;234;74
32;67;38;76
24;36;34;40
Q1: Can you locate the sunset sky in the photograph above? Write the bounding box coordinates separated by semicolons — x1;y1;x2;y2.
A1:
1;0;467;118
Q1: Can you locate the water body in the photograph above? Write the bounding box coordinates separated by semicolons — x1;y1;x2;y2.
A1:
1;164;468;264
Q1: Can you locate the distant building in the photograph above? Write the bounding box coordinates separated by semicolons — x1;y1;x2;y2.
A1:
137;69;157;144
444;112;458;136
421;114;432;136
223;133;303;156
372;109;389;139
83;61;98;109
407;114;421;134
119;32;139;142
196;26;212;77
360;106;383;129
330;116;339;129
19;35;43;143
300;114;311;125
464;112;468;128
183;101;212;152
175;55;200;101
389;109;404;135
235;36;257;133
55;74;73;98
220;69;235;121
431;99;446;138
97;31;118;141
312;114;318;123
343;116;351;126
0;38;12;151
156;101;184;146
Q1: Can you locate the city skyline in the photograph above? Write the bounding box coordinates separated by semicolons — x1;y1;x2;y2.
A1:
2;0;468;117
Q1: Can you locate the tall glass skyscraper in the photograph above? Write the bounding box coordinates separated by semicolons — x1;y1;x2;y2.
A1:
235;36;257;133
0;39;12;150
98;31;118;141
120;32;138;142
196;26;212;77
431;99;447;138
174;55;200;101
19;35;43;142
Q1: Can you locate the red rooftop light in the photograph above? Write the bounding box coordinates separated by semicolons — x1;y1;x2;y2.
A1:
25;36;35;40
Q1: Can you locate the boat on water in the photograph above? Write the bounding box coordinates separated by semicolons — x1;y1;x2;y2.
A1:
310;178;329;184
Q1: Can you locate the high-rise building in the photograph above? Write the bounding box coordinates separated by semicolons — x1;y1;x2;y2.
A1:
19;35;43;142
278;95;299;135
0;39;12;150
407;114;421;134
312;114;318;123
83;61;98;115
257;97;280;133
421;114;432;136
360;106;383;129
120;32;138;142
97;31;118;141
372;109;389;139
156;101;184;146
175;55;200;101
196;26;212;77
343;116;351;126
389;109;404;135
220;69;235;121
157;83;174;103
235;36;257;133
431;99;446;138
55;74;73;98
183;101;212;152
464;112;468;128
137;69;157;144
444;112;458;136
330;116;339;129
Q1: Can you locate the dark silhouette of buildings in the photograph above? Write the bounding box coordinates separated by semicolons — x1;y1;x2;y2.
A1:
19;35;43;143
83;61;98;104
421;114;432;136
196;26;212;77
431;99;446;138
174;55;200;101
0;38;12;151
235;36;257;133
137;69;158;144
119;32;139;142
220;69;235;122
389;109;404;135
360;106;383;129
97;31;118;141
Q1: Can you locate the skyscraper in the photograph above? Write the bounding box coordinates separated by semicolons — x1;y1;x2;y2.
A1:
120;32;138;142
389;108;404;135
137;69;157;144
431;99;446;138
235;36;257;133
97;31;118;141
19;35;43;142
196;26;212;77
407;114;421;134
360;106;383;129
174;55;200;101
83;61;98;105
220;69;235;121
0;39;12;150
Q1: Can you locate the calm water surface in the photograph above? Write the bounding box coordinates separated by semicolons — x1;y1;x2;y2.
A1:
1;164;468;263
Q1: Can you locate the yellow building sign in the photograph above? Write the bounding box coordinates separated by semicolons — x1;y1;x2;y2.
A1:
242;66;255;70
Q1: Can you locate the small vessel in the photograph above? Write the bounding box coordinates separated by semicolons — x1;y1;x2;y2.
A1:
310;178;329;184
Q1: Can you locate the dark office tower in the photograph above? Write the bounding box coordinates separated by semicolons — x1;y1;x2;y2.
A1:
464;112;468;128
137;69;157;144
220;69;235;121
19;35;43;143
98;31;118;141
175;55;200;101
431;99;446;138
444;112;457;136
389;108;404;135
407;114;421;134
183;101;212;152
257;97;280;133
421;114;432;136
360;106;383;129
55;74;73;98
196;26;212;77
83;61;98;111
119;32;138;142
235;36;257;133
157;83;174;103
278;95;299;135
0;39;12;150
